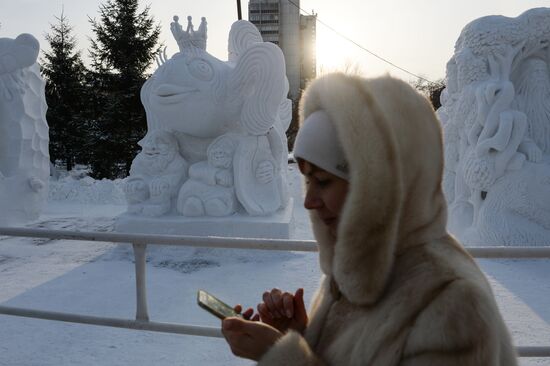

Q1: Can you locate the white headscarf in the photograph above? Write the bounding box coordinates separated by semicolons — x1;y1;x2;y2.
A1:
292;110;349;180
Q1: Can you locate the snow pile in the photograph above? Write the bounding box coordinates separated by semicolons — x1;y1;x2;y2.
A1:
49;174;126;205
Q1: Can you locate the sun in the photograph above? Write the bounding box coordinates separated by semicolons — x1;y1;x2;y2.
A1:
315;28;360;74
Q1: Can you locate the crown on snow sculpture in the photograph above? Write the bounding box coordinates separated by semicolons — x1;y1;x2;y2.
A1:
170;15;207;52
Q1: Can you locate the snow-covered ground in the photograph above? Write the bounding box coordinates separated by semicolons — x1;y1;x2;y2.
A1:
0;164;549;365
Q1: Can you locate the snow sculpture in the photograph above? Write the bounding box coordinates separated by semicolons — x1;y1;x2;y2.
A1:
177;134;238;217
124;130;188;217
439;8;550;245
0;34;49;226
119;17;293;237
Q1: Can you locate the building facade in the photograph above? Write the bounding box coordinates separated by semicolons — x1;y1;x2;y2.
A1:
248;0;316;100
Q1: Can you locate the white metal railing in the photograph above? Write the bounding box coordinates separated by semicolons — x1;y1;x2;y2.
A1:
0;226;549;358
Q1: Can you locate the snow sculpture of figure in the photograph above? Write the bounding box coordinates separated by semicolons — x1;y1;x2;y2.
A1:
439;8;550;245
0;34;49;225
124;130;188;217
131;16;291;217
177;134;238;216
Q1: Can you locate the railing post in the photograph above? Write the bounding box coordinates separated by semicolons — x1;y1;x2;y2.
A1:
132;243;149;322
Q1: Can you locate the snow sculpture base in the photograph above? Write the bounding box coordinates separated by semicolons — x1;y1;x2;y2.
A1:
116;199;294;239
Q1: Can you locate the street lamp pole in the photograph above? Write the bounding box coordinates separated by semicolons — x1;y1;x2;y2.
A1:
237;0;242;20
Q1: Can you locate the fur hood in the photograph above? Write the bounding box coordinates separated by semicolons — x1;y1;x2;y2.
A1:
300;73;448;305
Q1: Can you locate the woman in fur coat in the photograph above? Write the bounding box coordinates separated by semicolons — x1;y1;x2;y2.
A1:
221;73;518;365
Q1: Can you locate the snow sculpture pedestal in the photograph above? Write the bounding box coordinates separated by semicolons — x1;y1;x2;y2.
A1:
0;34;49;226
117;17;294;238
439;8;550;245
116;198;294;238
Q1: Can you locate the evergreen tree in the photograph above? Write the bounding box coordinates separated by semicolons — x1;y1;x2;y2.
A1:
88;0;161;179
412;78;446;111
42;11;88;171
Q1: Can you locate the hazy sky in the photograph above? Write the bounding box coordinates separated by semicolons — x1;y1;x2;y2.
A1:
1;0;549;82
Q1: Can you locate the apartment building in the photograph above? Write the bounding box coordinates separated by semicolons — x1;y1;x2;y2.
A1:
248;0;316;100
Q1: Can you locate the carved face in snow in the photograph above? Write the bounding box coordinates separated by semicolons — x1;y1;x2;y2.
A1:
145;51;233;138
207;136;237;169
209;149;231;169
138;131;179;173
141;34;289;141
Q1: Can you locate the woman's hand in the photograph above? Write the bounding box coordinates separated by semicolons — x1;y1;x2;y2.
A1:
258;288;308;334
233;304;259;321
222;317;282;361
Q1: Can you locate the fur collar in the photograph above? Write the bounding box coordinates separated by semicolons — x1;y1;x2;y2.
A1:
300;74;448;305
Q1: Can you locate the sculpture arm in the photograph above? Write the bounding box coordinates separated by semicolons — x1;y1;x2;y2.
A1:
215;169;233;187
160;158;188;188
129;155;145;177
518;139;543;163
189;161;217;185
477;81;515;144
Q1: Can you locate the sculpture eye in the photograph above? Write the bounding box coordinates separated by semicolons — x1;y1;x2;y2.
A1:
188;58;214;81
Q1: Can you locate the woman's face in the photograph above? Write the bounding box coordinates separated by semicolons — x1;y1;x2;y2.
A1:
299;160;349;235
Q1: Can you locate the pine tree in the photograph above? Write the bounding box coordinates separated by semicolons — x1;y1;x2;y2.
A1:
412;78;446;111
42;11;88;171
88;0;161;179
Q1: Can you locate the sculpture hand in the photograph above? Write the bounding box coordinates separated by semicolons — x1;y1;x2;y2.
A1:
124;178;149;204
215;170;233;186
522;143;543;163
150;178;170;197
124;178;146;195
255;161;274;184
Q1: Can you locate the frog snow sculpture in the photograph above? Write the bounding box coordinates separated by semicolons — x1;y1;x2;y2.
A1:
124;16;292;223
0;34;49;225
439;8;550;245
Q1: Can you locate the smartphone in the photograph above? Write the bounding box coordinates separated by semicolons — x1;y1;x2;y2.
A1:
197;289;239;319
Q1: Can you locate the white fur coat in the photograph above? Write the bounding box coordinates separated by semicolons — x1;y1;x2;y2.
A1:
258;74;518;366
